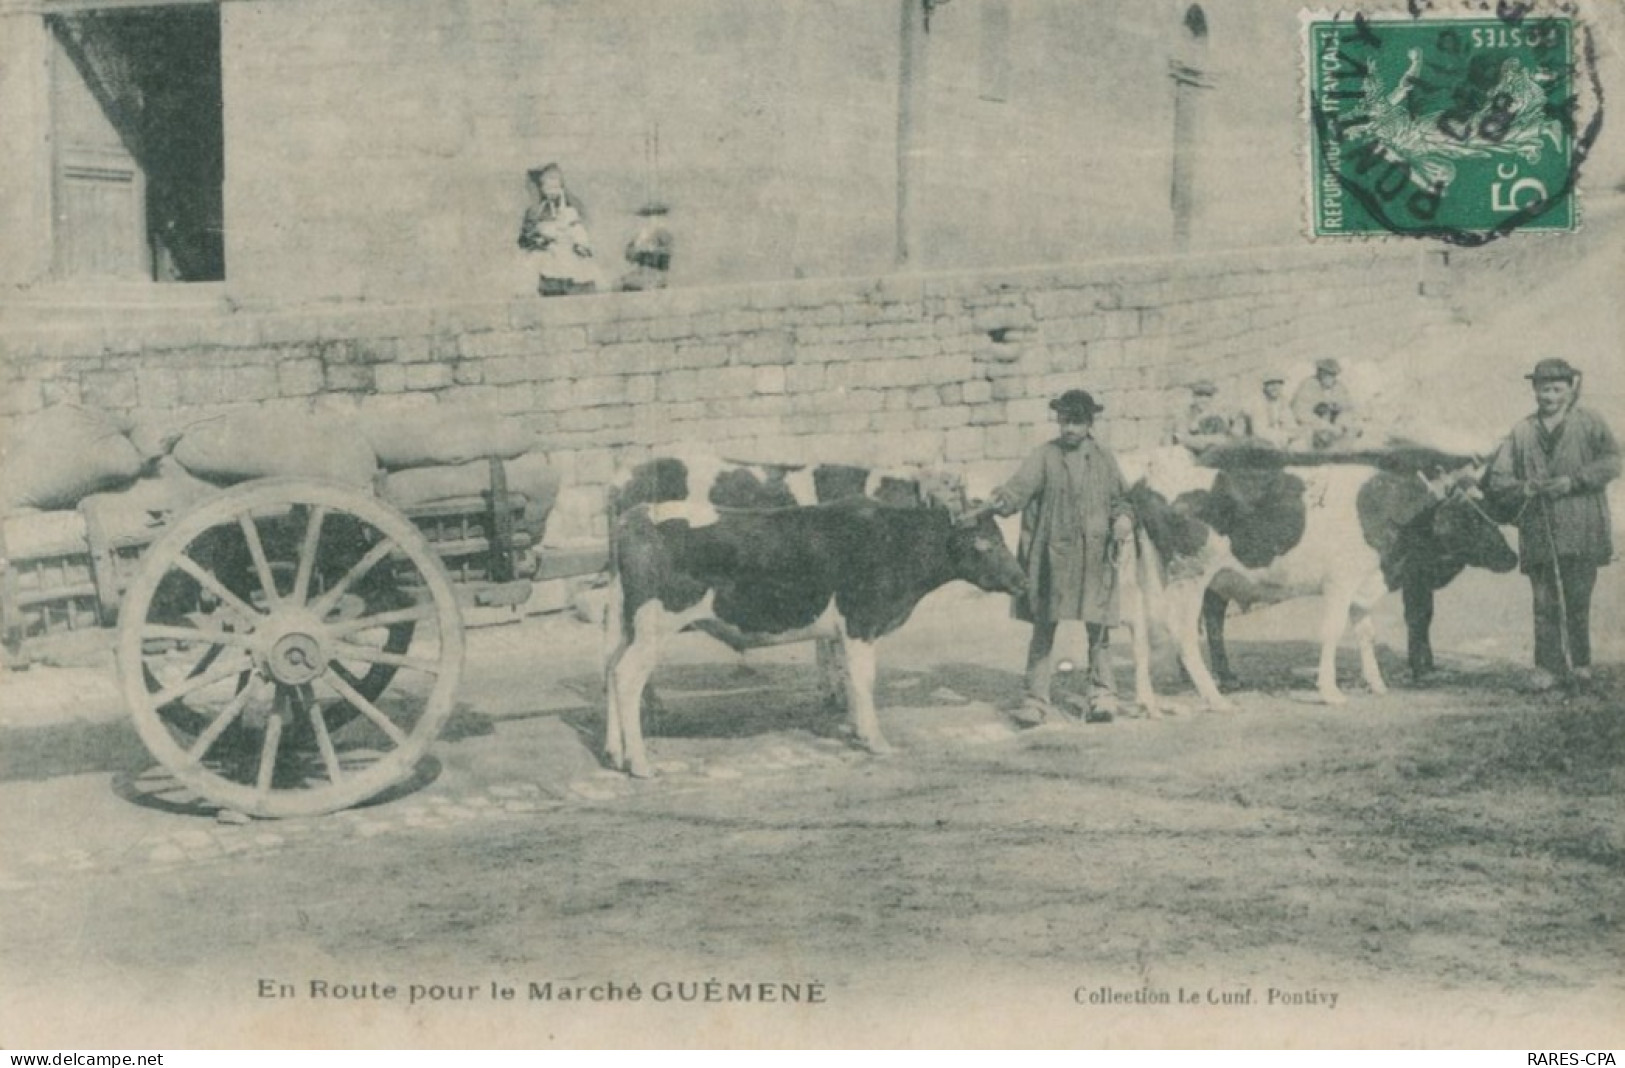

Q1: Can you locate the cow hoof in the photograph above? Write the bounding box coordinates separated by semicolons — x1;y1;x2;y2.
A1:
627;762;657;780
1216;675;1243;694
1207;698;1236;713
1368;682;1389;696
1319;690;1348;706
858;738;895;756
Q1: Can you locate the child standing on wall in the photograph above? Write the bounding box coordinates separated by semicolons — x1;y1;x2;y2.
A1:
518;163;601;297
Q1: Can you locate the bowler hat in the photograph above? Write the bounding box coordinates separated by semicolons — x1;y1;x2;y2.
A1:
1189;380;1218;397
1263;373;1286;384
1525;357;1579;383
1315;358;1341;376
1050;389;1104;420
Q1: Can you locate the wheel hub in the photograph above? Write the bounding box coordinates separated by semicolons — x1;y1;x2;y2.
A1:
257;612;329;685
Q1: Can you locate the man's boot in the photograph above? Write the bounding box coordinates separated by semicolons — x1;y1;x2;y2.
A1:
1085;629;1118;723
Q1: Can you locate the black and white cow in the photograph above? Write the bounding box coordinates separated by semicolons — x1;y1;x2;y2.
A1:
603;455;1024;776
1117;445;1518;708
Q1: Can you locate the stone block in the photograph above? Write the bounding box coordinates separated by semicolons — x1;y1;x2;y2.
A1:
972;304;1035;333
961;379;994;405
458;330;533;359
944;426;985;461
529;378;575;412
324;364;375;392
907;386;939;411
405;363;452;391
937;382;963;405
672;343;730;370
559;408;606;433
372;364;408;393
480;356;528;385
985;424;1031;460
453;361;484;386
754;366;786;395
709;367;757;398
785;363;824;393
275;359;326;396
721;309;762;334
646;317;690;342
625;375;658;404
916;406;969;431
870;410;916;434
733;331;796;366
967;401;1007;427
137;368;182;409
824;411;872;435
657;370;699;403
709;395;792;420
39;378;80;408
1007;397;1050;425
391;336;435;363
572;376;626;407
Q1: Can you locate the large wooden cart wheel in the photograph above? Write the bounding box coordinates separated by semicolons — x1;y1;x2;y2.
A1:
117;479;465;818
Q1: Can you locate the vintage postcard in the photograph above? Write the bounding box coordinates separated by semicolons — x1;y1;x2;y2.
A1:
1;0;1621;1051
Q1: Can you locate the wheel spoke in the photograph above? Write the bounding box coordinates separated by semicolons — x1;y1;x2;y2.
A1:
238;514;281;608
321;669;409;748
326;605;434;638
309;539;397;620
171;555;263;626
298;687;343;784
329;641;441;675
149;653;255;710
185;677;261;764
291;506;328;607
141;624;258;650
255;706;285;797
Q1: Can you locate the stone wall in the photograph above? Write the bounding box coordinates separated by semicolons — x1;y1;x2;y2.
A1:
0;243;1448;540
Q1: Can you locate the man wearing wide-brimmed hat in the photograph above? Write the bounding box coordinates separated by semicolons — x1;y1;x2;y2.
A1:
983;389;1135;723
1487;358;1621;691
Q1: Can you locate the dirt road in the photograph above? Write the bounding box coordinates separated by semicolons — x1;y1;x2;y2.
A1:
1;578;1620;1048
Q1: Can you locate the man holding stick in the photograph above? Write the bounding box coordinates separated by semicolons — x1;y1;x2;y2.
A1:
1487;358;1621;691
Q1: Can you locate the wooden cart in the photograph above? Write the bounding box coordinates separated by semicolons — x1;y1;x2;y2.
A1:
4;458;556;817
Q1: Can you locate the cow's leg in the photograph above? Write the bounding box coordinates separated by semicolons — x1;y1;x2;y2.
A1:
838;630;890;755
1352;574;1390;696
815;636;847;713
1401;579;1435;681
611;601;668;778
1121;537;1158;716
1315;581;1358;705
602;575;628;770
1202;590;1239;690
1171;578;1233;712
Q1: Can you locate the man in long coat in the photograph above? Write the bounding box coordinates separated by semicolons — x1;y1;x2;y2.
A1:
1486;358;1621;690
988;389;1135;722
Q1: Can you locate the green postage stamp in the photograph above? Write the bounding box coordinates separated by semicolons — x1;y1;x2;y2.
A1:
1306;10;1598;242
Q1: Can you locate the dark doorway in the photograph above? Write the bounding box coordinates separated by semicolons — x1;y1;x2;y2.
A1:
48;4;225;282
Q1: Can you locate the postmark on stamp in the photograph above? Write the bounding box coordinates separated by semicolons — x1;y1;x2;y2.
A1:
1306;7;1604;243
